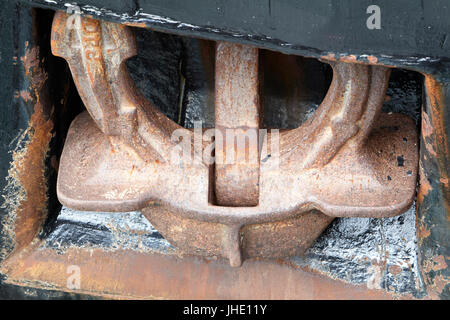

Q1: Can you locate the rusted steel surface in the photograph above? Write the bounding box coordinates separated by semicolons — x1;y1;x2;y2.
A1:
0;7;55;263
51;12;183;162
9;46;53;255
417;75;450;300
51;12;419;266
0;239;414;300
215;42;260;207
27;204;420;297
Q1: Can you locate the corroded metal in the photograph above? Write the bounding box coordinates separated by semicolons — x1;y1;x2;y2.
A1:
0;17;55;262
0;238;413;300
51;12;419;267
417;75;450;299
215;42;260;207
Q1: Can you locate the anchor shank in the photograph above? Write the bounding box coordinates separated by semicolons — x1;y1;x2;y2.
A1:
214;42;261;207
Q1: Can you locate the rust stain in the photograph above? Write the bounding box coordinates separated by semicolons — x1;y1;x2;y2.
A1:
421;254;448;281
422;112;437;156
339;54;357;63
417;162;432;205
424;141;438;157
416;188;431;242
431;255;448;271
421;112;433;138
418;75;450;300
19;90;33;103
423;75;450;216
13;103;52;251
416;161;431;242
417;220;431;243
124;21;148;29
320;53;336;61
367;55;378;64
3;45;53;257
427;274;448;300
320;54;384;66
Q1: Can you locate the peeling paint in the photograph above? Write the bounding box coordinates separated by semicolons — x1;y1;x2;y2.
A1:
417;75;450;300
418;161;432;205
19;90;33;103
